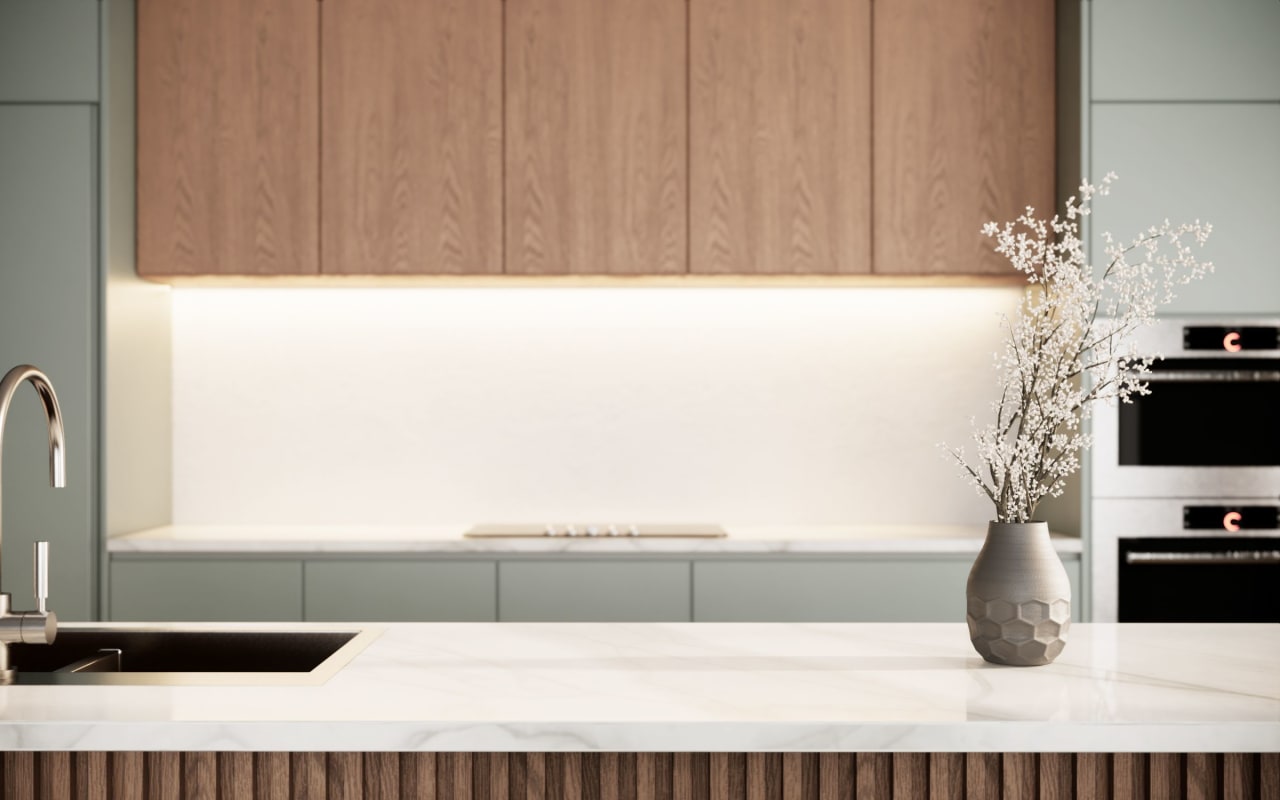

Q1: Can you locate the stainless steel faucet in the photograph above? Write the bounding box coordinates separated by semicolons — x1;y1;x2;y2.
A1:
0;364;63;684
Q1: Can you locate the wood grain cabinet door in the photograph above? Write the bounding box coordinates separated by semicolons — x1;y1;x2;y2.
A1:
690;0;872;275
137;0;319;276
321;0;502;275
873;0;1054;275
506;0;687;275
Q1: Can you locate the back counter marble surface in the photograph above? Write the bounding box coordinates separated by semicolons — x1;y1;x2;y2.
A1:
0;623;1274;752
105;524;1083;555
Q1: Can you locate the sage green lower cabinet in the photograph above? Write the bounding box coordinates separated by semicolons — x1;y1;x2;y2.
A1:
693;557;1083;622
110;559;303;622
499;561;691;622
304;560;497;622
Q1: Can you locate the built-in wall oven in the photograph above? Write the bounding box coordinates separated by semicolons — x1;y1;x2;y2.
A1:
1091;317;1280;622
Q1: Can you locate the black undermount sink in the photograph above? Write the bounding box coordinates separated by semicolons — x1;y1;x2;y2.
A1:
9;627;375;685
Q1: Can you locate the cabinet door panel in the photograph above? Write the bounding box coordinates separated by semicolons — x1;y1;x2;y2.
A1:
1091;104;1280;315
111;560;303;622
694;558;1082;622
305;561;496;621
0;0;99;102
321;0;502;275
506;0;686;275
499;561;690;621
137;0;318;276
1092;0;1280;101
691;0;871;275
873;0;1054;275
0;107;97;620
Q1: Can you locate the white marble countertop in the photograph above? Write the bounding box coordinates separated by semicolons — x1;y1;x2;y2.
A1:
106;524;1083;555
1;622;1274;752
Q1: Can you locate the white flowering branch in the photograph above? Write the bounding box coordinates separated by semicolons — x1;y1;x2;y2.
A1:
946;174;1213;523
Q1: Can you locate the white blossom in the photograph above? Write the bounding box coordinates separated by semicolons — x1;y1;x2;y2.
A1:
945;174;1213;523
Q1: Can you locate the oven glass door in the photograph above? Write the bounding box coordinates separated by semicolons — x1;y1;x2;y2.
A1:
1118;537;1280;622
1118;358;1280;467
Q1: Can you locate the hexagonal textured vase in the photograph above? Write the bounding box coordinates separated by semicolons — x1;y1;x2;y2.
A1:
966;521;1071;666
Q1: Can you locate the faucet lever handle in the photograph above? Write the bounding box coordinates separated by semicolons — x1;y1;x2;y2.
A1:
34;541;49;614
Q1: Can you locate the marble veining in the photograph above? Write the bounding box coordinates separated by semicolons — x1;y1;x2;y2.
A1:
0;623;1273;752
106;524;1083;555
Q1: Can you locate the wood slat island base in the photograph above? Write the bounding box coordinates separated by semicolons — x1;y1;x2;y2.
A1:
2;752;1275;800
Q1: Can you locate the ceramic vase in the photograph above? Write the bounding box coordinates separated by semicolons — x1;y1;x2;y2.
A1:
966;521;1071;666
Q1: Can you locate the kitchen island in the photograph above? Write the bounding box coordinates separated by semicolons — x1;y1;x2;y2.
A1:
0;623;1276;798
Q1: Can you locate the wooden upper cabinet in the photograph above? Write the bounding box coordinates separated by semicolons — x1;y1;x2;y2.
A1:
691;0;872;275
137;0;319;276
321;0;502;275
506;0;687;275
873;0;1055;275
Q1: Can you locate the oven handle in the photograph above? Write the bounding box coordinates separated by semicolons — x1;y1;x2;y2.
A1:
1141;370;1280;382
1126;550;1280;565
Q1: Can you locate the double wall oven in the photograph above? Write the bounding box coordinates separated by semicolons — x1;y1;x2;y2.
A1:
1091;317;1280;622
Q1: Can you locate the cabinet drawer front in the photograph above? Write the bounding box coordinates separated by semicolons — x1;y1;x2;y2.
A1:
696;560;958;622
0;1;99;102
305;561;496;622
499;561;691;622
110;560;302;622
1091;0;1280;101
696;559;1083;622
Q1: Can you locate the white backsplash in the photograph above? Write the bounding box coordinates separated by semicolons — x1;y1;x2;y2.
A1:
171;287;1024;526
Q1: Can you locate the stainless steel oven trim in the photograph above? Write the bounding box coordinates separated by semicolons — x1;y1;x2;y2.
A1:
1089;315;1280;499
1091;497;1280;621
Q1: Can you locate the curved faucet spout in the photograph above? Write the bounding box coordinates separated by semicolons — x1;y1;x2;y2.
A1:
0;365;67;581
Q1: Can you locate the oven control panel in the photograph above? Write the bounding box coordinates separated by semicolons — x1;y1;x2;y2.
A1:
1184;505;1280;531
1183;325;1279;352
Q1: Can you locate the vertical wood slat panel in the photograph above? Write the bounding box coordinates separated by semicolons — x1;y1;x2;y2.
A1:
364;753;399;800
1150;753;1184;800
181;752;215;800
620;753;639;800
636;754;656;800
855;754;890;799
110;753;145;800
818;753;852;800
4;753;34;800
928;752;963;800
1075;753;1111;800
292;753;328;800
965;754;1000;800
1262;754;1280;800
327;752;362;800
528;752;548;800
1223;754;1256;800
656;754;675;800
781;754;801;800
1039;754;1073;800
401;753;437;800
1114;753;1149;800
582;753;601;800
20;750;1280;799
1187;753;1221;800
217;752;253;800
146;752;181;800
1003;753;1037;800
253;752;288;800
893;753;928;800
37;752;72;800
72;752;108;800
